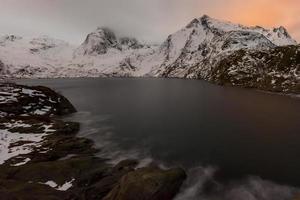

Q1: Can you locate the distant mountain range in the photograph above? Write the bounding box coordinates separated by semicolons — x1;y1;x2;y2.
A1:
0;15;299;93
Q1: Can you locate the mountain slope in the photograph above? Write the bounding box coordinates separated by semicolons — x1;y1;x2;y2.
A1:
0;35;74;78
149;16;299;93
189;45;300;93
0;15;299;93
70;27;156;77
152;15;296;78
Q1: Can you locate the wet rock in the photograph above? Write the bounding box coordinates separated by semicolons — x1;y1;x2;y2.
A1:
112;159;139;172
0;157;107;186
0;157;109;200
103;167;187;200
0;179;66;200
82;160;138;200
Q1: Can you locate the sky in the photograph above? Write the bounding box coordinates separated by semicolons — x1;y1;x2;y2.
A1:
0;0;299;44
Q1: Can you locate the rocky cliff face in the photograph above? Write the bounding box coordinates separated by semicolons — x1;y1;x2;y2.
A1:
119;37;144;50
0;15;299;93
188;45;300;93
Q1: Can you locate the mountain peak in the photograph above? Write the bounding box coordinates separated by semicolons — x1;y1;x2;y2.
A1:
273;26;291;38
186;18;200;28
75;27;147;56
200;14;212;22
184;15;296;46
92;27;118;43
0;16;298;83
186;15;214;29
74;27;120;56
95;27;116;36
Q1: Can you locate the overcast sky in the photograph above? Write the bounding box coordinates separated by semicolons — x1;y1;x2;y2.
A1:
0;0;299;44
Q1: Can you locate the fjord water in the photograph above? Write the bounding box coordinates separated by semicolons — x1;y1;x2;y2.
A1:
19;78;300;186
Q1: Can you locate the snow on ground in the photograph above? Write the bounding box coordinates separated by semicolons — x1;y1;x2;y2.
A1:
0;87;20;103
32;106;52;116
0;129;46;165
12;158;31;167
0;35;74;76
40;178;75;191
0;84;59;116
21;88;46;97
0;85;45;104
0;121;55;166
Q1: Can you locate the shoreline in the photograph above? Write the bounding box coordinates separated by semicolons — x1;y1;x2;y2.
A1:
0;83;186;199
11;76;300;99
1;82;300;200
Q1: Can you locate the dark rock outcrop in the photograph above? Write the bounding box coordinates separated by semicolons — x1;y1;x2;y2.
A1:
207;45;300;93
0;60;5;74
119;37;143;49
0;83;187;199
0;83;76;117
104;167;187;200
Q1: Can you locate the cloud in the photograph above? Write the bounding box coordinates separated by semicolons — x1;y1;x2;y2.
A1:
0;0;299;44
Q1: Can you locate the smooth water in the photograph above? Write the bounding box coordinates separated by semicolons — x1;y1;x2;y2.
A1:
19;78;300;188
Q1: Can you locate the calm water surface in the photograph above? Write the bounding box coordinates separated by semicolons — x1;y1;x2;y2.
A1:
19;78;300;187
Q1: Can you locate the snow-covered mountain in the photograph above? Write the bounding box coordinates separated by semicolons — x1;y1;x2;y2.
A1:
0;15;299;93
151;15;296;77
152;16;299;93
74;27;144;56
69;27;156;77
0;35;74;78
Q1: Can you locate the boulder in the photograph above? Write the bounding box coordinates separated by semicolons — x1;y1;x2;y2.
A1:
104;167;186;200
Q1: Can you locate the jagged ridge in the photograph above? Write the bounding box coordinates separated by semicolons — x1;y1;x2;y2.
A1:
0;15;299;93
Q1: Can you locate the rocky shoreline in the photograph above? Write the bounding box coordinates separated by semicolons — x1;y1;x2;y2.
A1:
0;83;186;200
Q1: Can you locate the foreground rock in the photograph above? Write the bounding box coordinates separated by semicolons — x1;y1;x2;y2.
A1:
104;167;186;200
0;83;186;199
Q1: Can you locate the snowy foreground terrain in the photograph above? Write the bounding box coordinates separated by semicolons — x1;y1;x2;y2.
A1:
0;15;299;93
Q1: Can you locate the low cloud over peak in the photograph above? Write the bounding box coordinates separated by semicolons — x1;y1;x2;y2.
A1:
0;0;299;44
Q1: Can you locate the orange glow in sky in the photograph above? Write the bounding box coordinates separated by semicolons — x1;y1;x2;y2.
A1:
0;0;299;43
198;0;300;40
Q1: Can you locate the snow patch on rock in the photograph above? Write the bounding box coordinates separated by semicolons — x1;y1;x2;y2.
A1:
40;178;75;191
